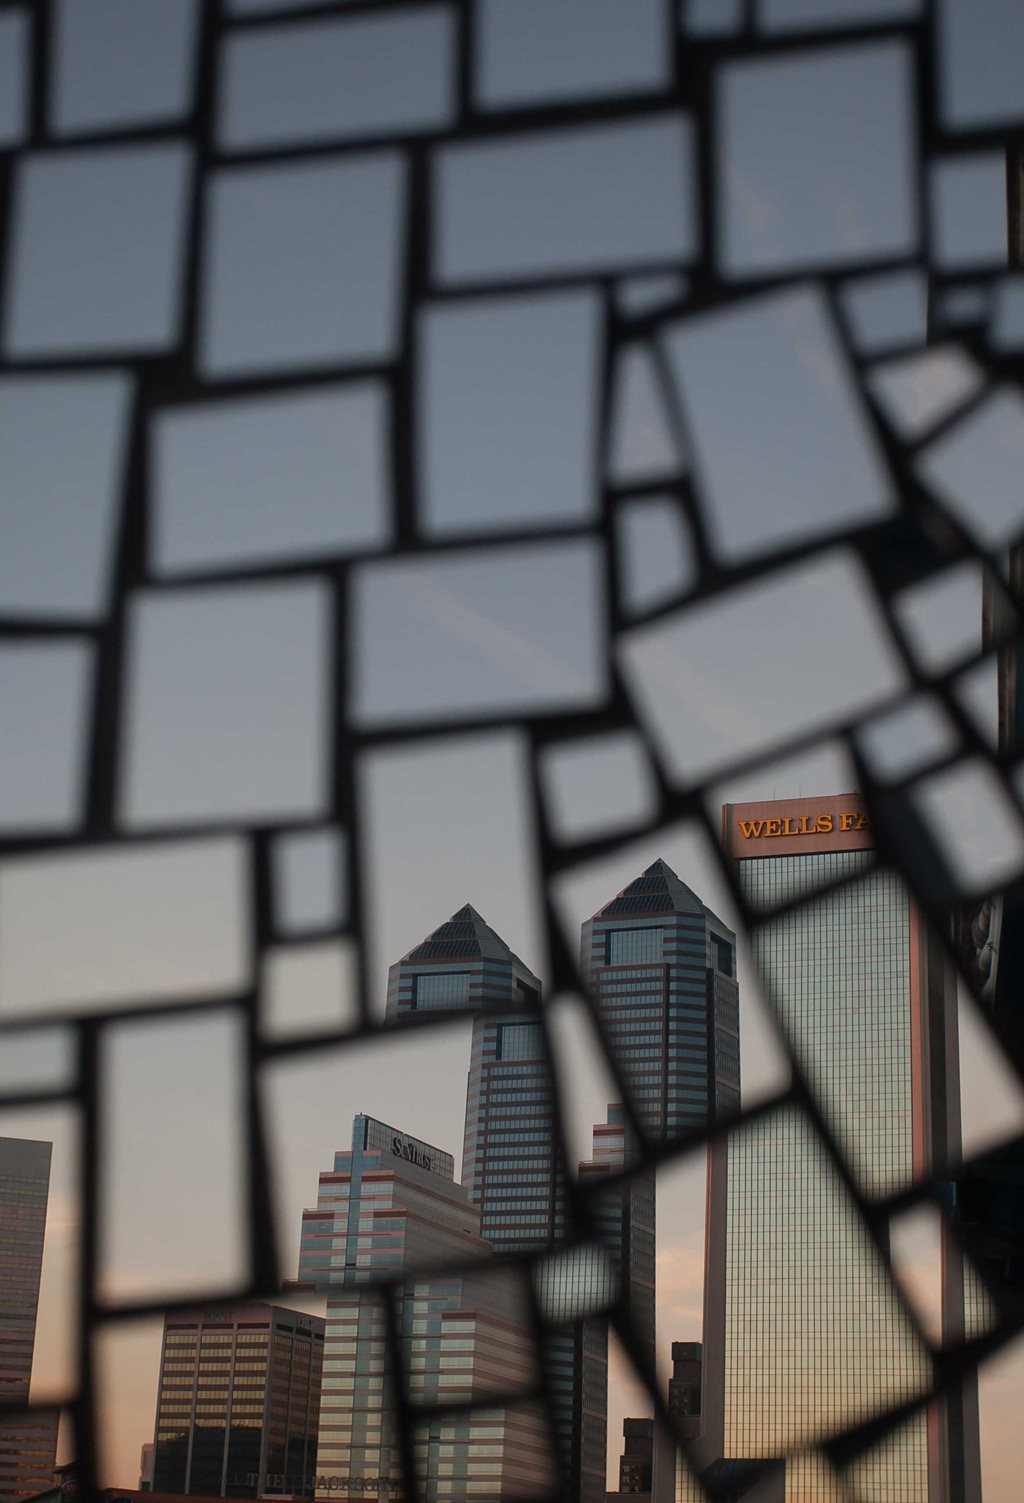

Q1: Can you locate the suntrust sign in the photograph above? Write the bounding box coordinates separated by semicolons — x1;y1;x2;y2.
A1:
723;794;874;858
391;1134;432;1171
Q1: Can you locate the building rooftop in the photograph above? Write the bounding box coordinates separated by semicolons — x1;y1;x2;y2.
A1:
401;902;536;975
595;858;730;931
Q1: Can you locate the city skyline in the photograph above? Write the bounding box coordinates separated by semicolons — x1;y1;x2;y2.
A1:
7;793;1022;1496
3;3;1024;1500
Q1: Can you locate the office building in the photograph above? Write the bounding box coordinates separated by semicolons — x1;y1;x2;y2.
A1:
698;793;980;1502
150;1303;324;1498
579;865;738;1502
668;1344;702;1440
297;1114;553;1501
580;860;740;1142
0;1136;57;1502
386;905;564;1255
610;1417;654;1496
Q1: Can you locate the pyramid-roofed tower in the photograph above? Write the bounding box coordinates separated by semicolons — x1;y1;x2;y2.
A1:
385;904;541;1021
400;902;534;971
597;857;706;918
580;857;740;1141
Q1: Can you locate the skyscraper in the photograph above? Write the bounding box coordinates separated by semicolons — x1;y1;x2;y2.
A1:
610;1417;654;1497
150;1302;324;1498
297;1114;552;1501
580;860;740;1142
698;793;980;1503
0;1136;57;1503
386;905;562;1255
667;1344;702;1441
579;864;737;1503
391;907;617;1496
569;1106;656;1503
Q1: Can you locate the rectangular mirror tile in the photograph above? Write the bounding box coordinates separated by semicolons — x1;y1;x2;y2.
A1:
0;641;92;834
664;287;894;561
718;41;917;275
200;155;406;376
0;838;249;1019
352;539;606;727
271;825;347;937
99;1008;248;1305
51;0;199;136
120;581;331;828
0;1026;74;1099
435;115;697;286
621;551;903;786
0;374;131;621
152;382;390;577
5;145;192;358
261;939;357;1041
0;10;28;147
418;288;602;538
218;7;455;152
474;0;669;109
930;153;1009;271
837;268;928;357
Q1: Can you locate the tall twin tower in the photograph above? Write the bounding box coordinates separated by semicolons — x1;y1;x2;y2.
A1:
301;793;977;1503
381;858;737;1503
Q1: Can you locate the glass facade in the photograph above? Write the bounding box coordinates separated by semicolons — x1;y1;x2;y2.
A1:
749;855;913;1197
700;798;975;1503
0;1137;56;1503
720;1106;931;1500
388;908;585;1495
151;1304;324;1499
580;860;740;1143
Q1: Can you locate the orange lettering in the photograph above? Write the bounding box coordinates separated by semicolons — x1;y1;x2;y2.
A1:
840;812;857;831
816;814;833;833
738;819;766;838
855;813;870;831
766;819;783;836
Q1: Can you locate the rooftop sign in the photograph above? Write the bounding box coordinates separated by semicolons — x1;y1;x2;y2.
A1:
722;793;873;859
357;1114;455;1181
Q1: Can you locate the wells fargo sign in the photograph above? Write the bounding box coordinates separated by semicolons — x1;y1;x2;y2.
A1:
723;794;874;857
737;810;870;840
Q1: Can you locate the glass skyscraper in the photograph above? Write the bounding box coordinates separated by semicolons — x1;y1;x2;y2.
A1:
297;1113;552;1502
576;863;737;1502
580;859;740;1143
387;909;577;1494
697;794;980;1503
0;1136;57;1503
151;1302;324;1498
386;905;563;1257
